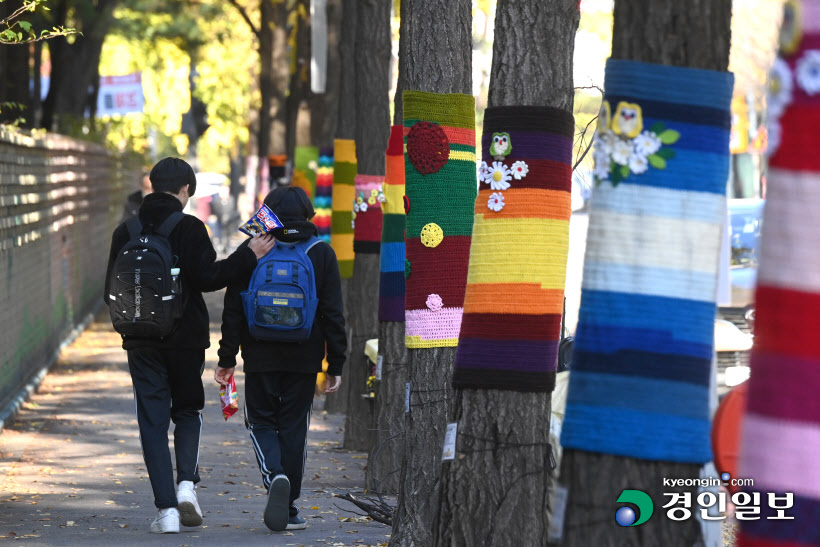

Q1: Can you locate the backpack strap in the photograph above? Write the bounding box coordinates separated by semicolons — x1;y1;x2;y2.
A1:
155;212;185;238
303;235;322;254
125;216;143;240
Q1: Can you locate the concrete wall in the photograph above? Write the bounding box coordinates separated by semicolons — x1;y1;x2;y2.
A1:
0;128;135;412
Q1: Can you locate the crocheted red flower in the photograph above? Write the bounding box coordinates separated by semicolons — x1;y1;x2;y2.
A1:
407;121;450;174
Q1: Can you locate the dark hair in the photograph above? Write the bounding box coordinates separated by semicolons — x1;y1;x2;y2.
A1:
149;157;197;195
263;186;315;222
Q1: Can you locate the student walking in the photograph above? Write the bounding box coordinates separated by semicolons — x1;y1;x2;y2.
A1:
104;157;274;534
214;186;346;532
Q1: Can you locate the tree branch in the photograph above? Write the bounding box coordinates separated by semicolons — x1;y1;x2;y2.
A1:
334;492;394;526
226;0;260;40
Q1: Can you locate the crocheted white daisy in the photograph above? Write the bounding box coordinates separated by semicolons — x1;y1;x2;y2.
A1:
353;202;360;213
611;139;633;166
628;153;649;175
510;161;529;180
487;161;512;191
768;57;793;118
477;161;491;183
796;50;820;95
360;202;368;213
593;145;610;181
633;131;662;157
487;192;505;212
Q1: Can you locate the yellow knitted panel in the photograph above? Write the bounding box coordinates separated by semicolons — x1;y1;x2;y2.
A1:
466;216;570;289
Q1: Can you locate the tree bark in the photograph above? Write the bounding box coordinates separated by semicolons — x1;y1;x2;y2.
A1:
366;3;409;495
41;0;117;132
389;1;472;546
309;0;341;149
434;4;579;545
323;0;357;414
341;0;391;452
558;2;731;546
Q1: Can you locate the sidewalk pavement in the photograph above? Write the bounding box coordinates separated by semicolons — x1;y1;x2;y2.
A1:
0;291;393;546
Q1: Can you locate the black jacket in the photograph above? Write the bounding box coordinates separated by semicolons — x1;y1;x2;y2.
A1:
121;190;144;223
217;221;347;376
104;192;258;350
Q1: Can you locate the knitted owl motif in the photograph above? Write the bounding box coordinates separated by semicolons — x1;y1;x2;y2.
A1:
612;102;643;139
491;132;512;160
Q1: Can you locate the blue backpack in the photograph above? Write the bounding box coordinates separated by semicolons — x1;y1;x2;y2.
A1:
241;235;322;342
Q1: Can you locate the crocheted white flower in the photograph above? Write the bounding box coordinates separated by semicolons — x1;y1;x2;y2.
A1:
359;202;368;213
477;161;491;182
767;119;782;156
768;57;794;118
611;139;633;166
593;146;610;180
351;220;355;229
487;161;512;191
353;202;360;213
510;161;529;180
487;192;505;212
633;131;662;157
426;293;443;312
628;153;649;175
377;193;386;203
796;50;820;95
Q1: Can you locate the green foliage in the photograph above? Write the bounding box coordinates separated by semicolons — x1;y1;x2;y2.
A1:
0;0;77;44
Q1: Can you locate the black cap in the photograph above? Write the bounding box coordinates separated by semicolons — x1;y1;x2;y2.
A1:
263;186;315;223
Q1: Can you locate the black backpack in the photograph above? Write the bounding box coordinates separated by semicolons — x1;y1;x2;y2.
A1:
107;212;185;338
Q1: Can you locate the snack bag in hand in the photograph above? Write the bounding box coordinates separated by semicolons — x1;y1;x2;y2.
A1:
220;375;239;420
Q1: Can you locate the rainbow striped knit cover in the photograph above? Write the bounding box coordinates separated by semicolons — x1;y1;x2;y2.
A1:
378;126;406;322
314;148;333;243
403;90;476;348
560;59;734;463
739;1;820;544
452;106;574;392
331;139;356;278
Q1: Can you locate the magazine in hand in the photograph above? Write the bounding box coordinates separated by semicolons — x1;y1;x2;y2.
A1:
238;204;284;237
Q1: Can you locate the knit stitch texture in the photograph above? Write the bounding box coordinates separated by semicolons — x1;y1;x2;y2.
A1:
739;2;820;544
453;106;574;392
353;174;383;254
331;139;356;278
314;148;333;243
403;90;476;348
379;125;407;322
560;59;734;464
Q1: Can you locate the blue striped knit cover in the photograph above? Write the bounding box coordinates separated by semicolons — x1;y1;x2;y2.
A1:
560;59;734;463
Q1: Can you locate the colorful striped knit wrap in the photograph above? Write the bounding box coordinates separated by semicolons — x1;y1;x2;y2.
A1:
452;106;574;392
403;90;476;348
560;59;734;463
353;174;383;253
331;139;356;278
739;2;820;544
314;149;333;243
379;125;406;322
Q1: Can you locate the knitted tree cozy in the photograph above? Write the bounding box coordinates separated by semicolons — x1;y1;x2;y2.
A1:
379;125;406;322
331;139;356;278
739;1;820;544
403;90;476;348
314;149;333;243
560;59;734;463
452;106;574;392
352;174;383;253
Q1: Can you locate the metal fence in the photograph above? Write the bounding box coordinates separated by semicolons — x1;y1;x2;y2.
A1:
0;128;135;417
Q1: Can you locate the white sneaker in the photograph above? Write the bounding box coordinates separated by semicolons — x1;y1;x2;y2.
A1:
177;481;203;527
150;507;180;534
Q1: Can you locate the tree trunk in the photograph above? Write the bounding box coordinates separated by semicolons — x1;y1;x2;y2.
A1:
41;0;116;133
367;57;410;490
558;2;732;545
258;0;275;162
434;2;579;546
341;0;391;452
389;1;472;546
309;0;341;149
323;0;358;414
